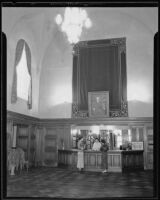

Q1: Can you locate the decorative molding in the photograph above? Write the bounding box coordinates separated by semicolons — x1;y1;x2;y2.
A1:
72;103;79;114
78;41;88;47
7;110;38;125
72;41;89;56
72;103;88;118
72;44;79;56
7;110;153;126
121;101;128;116
110;101;128;117
73;38;126;55
110;37;126;53
110;37;126;46
72;101;128;119
72;37;128;117
119;45;126;54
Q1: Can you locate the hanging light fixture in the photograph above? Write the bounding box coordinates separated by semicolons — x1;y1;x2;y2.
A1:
55;7;92;44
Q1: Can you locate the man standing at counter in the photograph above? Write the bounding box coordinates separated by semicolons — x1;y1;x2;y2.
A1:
92;138;101;151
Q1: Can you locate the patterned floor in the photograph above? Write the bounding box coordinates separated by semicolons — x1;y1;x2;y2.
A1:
7;167;154;198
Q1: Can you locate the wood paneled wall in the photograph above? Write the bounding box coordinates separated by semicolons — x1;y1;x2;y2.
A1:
6;111;153;169
17;125;29;160
145;126;153;169
7;120;13;149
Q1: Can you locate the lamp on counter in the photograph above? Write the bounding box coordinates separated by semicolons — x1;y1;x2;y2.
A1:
55;7;92;45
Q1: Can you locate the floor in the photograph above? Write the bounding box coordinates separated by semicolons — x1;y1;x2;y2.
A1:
7;167;154;198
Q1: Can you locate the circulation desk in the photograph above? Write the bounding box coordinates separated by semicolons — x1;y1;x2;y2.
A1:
58;149;144;172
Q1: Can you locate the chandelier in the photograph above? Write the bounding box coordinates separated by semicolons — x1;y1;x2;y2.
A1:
55;7;92;44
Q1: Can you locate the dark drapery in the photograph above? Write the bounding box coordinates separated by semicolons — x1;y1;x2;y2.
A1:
25;42;32;109
72;38;128;117
11;39;24;104
11;39;32;109
78;45;120;110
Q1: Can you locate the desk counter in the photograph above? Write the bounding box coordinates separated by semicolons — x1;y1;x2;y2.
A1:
58;149;144;172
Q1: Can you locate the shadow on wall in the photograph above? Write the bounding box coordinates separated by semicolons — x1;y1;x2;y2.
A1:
39;102;72;119
128;100;153;117
39;100;153;118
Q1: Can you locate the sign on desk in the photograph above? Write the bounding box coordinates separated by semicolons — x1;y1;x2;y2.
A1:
131;142;144;150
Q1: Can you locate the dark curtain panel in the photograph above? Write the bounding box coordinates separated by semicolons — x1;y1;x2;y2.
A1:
78;45;120;110
11;39;25;103
72;38;127;116
25;42;32;109
121;52;127;101
11;39;32;109
72;55;78;103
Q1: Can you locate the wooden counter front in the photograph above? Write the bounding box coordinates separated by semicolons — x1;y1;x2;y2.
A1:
58;149;123;172
108;150;122;172
122;150;144;171
58;149;144;172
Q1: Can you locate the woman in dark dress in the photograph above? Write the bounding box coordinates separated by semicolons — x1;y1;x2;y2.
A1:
100;139;109;173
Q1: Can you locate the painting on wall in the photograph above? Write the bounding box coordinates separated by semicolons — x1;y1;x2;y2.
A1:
88;91;109;117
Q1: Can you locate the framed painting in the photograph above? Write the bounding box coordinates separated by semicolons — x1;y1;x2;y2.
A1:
88;91;109;117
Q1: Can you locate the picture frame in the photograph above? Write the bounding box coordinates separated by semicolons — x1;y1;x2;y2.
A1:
88;91;109;117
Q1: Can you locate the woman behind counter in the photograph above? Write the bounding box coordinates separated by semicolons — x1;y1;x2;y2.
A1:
77;137;86;172
92;138;101;151
100;139;109;173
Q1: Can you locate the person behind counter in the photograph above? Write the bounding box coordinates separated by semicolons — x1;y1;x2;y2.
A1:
100;139;109;173
92;138;101;151
77;137;86;172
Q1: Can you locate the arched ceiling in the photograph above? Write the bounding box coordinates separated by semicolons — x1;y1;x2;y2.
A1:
2;7;158;76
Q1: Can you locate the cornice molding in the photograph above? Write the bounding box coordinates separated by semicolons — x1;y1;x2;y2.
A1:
7;110;39;125
7;110;153;127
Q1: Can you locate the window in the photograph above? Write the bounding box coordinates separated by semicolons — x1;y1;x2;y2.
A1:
11;39;32;109
16;45;31;100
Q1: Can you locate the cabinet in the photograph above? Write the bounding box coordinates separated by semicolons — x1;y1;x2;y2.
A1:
122;150;144;171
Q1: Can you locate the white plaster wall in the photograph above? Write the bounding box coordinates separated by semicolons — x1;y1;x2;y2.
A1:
2;7;158;118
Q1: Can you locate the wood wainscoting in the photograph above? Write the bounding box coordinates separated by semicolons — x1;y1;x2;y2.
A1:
16;124;30;161
7;110;153;170
145;126;153;169
7;112;38;167
44;128;57;167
